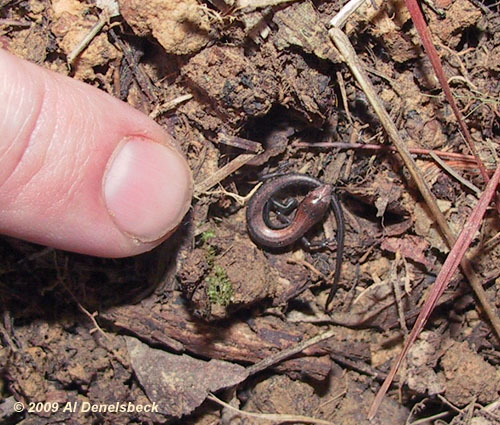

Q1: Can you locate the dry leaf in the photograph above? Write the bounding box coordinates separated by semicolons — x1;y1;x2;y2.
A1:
381;235;432;269
126;337;248;417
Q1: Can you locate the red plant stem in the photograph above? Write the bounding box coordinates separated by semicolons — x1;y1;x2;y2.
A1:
405;0;489;183
293;141;479;162
367;161;500;420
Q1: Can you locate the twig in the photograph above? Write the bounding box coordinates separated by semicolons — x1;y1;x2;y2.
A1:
483;231;500;251
407;410;450;425
109;28;158;103
329;0;369;28
53;259;129;366
67;16;107;66
391;252;409;335
60;282;130;366
0;321;17;352
292;141;481;163
448;75;478;91
78;305;110;340
246;329;336;377
149;94;193;119
429;151;481;195
216;133;264;153
469;0;493;14
337;71;353;125
194;153;257;195
58;278;110;341
208;393;336;425
328;351;390;381
420;0;446;18
437;394;465;414
289;296;400;328
0;19;30;27
368;161;500;419
483;399;500;413
199;182;262;206
236;0;301;11
17;247;54;264
287;258;329;281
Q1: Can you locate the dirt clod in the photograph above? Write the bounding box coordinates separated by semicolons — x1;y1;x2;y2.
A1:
441;341;500;406
119;0;211;55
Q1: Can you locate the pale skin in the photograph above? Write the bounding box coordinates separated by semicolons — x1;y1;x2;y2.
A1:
0;49;193;257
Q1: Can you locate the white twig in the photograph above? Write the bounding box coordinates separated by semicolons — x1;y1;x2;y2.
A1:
329;0;369;29
67;16;106;66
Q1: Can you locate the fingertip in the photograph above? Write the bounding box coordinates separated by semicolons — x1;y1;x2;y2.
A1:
103;137;193;243
0;49;193;257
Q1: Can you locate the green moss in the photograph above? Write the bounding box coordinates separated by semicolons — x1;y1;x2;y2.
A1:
200;230;216;245
200;230;217;265
198;231;234;306
205;245;217;266
206;265;234;306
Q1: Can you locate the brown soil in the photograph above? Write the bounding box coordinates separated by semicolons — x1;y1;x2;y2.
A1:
1;0;500;424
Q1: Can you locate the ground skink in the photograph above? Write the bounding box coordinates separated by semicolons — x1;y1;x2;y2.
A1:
246;173;345;311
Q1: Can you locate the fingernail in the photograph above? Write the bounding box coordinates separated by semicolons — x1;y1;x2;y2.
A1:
103;137;192;242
